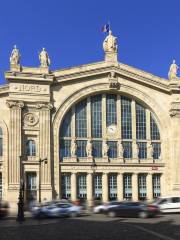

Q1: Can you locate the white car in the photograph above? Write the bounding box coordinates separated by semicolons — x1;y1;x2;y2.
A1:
93;201;120;214
152;196;180;213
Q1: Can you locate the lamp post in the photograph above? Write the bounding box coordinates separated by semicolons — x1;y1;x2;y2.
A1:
39;157;47;203
90;160;97;210
16;156;25;222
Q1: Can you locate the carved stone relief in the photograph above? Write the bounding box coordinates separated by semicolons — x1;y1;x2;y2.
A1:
23;113;39;126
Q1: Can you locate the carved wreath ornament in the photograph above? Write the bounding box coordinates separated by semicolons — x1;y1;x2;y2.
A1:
24;113;39;126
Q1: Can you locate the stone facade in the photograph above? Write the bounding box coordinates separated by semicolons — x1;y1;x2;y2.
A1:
0;33;180;209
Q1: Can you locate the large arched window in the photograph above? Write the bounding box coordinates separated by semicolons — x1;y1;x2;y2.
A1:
0;127;3;156
59;94;161;160
26;140;36;156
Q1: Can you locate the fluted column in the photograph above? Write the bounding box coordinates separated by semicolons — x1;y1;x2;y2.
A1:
71;173;77;201
36;102;53;200
102;173;109;202
6;101;24;187
87;173;93;206
117;173;123;201
132;173;138;201
147;173;153;200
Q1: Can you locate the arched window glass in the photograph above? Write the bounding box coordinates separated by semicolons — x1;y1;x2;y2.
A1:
136;104;146;140
59;94;161;160
26;140;36;156
0;128;3;156
60;110;72;137
150;114;160;140
0;127;3;156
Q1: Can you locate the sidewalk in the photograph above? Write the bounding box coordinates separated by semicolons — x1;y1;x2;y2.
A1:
0;211;60;227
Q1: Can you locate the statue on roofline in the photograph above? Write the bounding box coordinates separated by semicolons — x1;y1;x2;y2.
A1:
10;45;21;65
103;30;118;53
39;47;51;67
168;60;178;80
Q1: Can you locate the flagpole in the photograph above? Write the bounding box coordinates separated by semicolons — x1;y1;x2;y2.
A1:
108;20;111;32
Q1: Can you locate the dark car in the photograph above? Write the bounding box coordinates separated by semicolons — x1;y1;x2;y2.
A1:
0;201;9;218
106;201;160;218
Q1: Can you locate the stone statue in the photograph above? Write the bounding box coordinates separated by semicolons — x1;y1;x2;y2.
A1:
103;30;118;53
39;48;51;67
133;142;139;159
86;139;92;157
71;140;77;157
118;140;124;158
10;45;20;65
168;60;178;80
148;143;154;158
102;141;109;157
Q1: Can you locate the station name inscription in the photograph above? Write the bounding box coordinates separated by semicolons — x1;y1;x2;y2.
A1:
11;84;48;94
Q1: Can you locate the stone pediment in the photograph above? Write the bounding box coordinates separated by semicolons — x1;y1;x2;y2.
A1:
53;61;169;92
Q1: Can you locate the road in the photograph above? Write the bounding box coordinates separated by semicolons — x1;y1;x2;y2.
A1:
0;213;180;240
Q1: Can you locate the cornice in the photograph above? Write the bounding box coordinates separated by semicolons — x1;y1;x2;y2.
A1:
0;84;9;95
53;61;170;93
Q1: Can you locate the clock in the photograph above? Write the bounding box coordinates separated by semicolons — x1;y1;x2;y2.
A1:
107;124;117;135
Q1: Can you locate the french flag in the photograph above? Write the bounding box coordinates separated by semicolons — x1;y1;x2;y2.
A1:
101;24;110;33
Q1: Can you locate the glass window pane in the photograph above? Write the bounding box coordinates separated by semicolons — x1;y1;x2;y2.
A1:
94;174;102;199
106;94;117;126
0;173;2;199
75;100;87;137
122;142;132;158
138;142;147;159
91;95;102;138
150;114;160;140
123;174;132;199
0;138;2;156
26;140;36;156
60;110;72;137
136;104;146;140
152;143;161;159
60;140;71;159
61;174;71;199
121;97;132;139
77;140;87;157
108;141;117;158
109;174;117;200
153;174;161;198
138;174;147;199
92;141;102;157
78;174;87;199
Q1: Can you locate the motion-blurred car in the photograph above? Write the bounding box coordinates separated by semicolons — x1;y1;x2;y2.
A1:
152;196;180;213
0;201;9;218
31;201;83;218
93;201;121;214
106;201;160;218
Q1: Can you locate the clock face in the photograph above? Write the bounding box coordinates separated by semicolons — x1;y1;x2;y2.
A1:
107;125;117;135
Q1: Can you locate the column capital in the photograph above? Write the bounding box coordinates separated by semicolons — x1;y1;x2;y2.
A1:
6;100;24;109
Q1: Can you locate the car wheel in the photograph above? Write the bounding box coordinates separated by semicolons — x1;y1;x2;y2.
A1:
70;212;78;218
139;211;148;219
108;211;116;218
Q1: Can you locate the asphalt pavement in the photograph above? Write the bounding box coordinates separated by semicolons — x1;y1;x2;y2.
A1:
0;213;180;240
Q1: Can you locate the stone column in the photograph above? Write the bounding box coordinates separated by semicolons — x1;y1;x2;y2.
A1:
146;173;153;200
132;173;138;201
102;94;106;138
132;100;138;163
37;102;53;200
6;101;24;184
87;173;93;206
71;173;77;201
102;173;109;203
117;173;123;201
6;100;24;208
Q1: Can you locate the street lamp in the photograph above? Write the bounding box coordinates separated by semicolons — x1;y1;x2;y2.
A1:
39;157;47;203
90;160;97;210
16;156;25;222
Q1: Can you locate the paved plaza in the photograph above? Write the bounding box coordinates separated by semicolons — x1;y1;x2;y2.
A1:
0;213;180;240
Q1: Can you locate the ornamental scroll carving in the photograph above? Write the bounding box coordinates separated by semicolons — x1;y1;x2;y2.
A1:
169;102;180;118
108;72;119;89
6;100;24;109
23;113;39;126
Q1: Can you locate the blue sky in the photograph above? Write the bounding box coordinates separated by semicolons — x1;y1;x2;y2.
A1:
0;0;180;84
